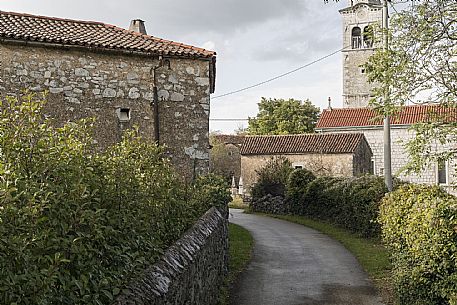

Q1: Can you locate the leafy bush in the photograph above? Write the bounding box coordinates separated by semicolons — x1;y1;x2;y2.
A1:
302;176;345;220
379;184;457;305
251;156;292;200
0;95;230;305
300;175;387;238
286;168;316;214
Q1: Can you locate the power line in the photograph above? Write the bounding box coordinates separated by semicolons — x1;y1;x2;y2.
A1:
211;46;350;100
210;118;249;121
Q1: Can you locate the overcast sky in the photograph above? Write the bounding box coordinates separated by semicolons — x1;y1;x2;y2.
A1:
1;0;350;133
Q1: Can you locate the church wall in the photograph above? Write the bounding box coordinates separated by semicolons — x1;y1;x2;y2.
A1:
318;126;456;193
340;1;382;108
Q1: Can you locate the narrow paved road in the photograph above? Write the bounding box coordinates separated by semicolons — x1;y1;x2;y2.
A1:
229;209;384;305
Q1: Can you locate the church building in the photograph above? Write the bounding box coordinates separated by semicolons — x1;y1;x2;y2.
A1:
316;0;457;191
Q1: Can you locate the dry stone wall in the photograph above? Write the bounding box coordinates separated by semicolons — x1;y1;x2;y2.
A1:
0;43;212;178
114;207;228;305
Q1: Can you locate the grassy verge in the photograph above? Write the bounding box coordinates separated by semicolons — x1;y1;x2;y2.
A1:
219;223;254;305
228;196;249;210
266;214;396;305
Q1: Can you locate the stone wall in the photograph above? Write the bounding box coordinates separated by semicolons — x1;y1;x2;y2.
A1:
240;153;355;196
114;207;228;305
318;126;457;193
0;42;212;179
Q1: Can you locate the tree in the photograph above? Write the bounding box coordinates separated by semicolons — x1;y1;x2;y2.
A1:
209;132;241;182
247;98;320;135
364;0;457;174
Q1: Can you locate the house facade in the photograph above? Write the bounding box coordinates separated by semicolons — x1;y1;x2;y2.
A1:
316;106;457;190
240;133;372;195
0;11;216;179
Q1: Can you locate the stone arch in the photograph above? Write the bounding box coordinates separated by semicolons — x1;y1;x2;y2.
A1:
363;25;373;48
352;26;362;49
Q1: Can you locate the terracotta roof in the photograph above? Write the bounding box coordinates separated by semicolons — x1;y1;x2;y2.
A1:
213;135;245;145
240;133;367;155
316;105;457;129
0;11;215;59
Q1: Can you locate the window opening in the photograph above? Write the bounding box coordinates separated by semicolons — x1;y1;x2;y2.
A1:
438;160;448;185
352;27;362;49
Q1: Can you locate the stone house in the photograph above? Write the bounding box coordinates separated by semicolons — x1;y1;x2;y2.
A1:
316;106;457;191
240;133;372;195
0;11;216;179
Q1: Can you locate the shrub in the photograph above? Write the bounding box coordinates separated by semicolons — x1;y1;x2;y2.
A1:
379;184;457;305
286;168;316;214
251;156;292;201
0;95;229;305
300;175;387;238
302;176;345;220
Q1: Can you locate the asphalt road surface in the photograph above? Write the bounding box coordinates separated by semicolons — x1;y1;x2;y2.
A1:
229;209;384;305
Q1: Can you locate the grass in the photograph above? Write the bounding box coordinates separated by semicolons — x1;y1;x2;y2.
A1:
219;223;254;305
265;214;396;305
228;196;249;210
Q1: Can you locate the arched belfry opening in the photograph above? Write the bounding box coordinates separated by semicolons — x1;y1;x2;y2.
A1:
363;25;373;48
352;27;362;49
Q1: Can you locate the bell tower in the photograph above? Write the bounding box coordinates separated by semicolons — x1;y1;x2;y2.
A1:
340;0;382;108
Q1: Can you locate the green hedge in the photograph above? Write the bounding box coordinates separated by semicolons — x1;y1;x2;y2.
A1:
0;95;230;305
286;168;316;215
301;175;388;238
379;184;457;305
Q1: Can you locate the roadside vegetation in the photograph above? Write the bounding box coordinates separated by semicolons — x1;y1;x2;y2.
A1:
219;223;254;305
228;196;248;209
0;94;231;305
249;158;457;305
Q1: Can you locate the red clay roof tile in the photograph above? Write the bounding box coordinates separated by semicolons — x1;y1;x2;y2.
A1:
316;105;457;129
0;10;216;59
240;133;367;155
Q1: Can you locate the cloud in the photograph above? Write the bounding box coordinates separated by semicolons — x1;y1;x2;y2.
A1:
145;0;310;36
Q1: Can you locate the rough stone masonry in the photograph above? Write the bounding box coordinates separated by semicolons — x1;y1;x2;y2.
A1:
0;11;216;179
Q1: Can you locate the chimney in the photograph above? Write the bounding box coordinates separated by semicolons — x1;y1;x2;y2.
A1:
327;97;333;111
129;19;147;35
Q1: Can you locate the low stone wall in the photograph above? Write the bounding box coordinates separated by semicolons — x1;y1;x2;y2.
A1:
114;207;228;305
251;195;289;215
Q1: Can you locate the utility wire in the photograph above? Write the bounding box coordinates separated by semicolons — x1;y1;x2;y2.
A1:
210;118;249;121
211;46;350;100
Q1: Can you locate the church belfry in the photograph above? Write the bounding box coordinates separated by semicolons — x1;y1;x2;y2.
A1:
340;0;382;108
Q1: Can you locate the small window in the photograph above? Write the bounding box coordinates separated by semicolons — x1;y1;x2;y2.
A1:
117;108;130;122
295;165;303;169
360;68;366;74
437;160;448;185
370;159;375;175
